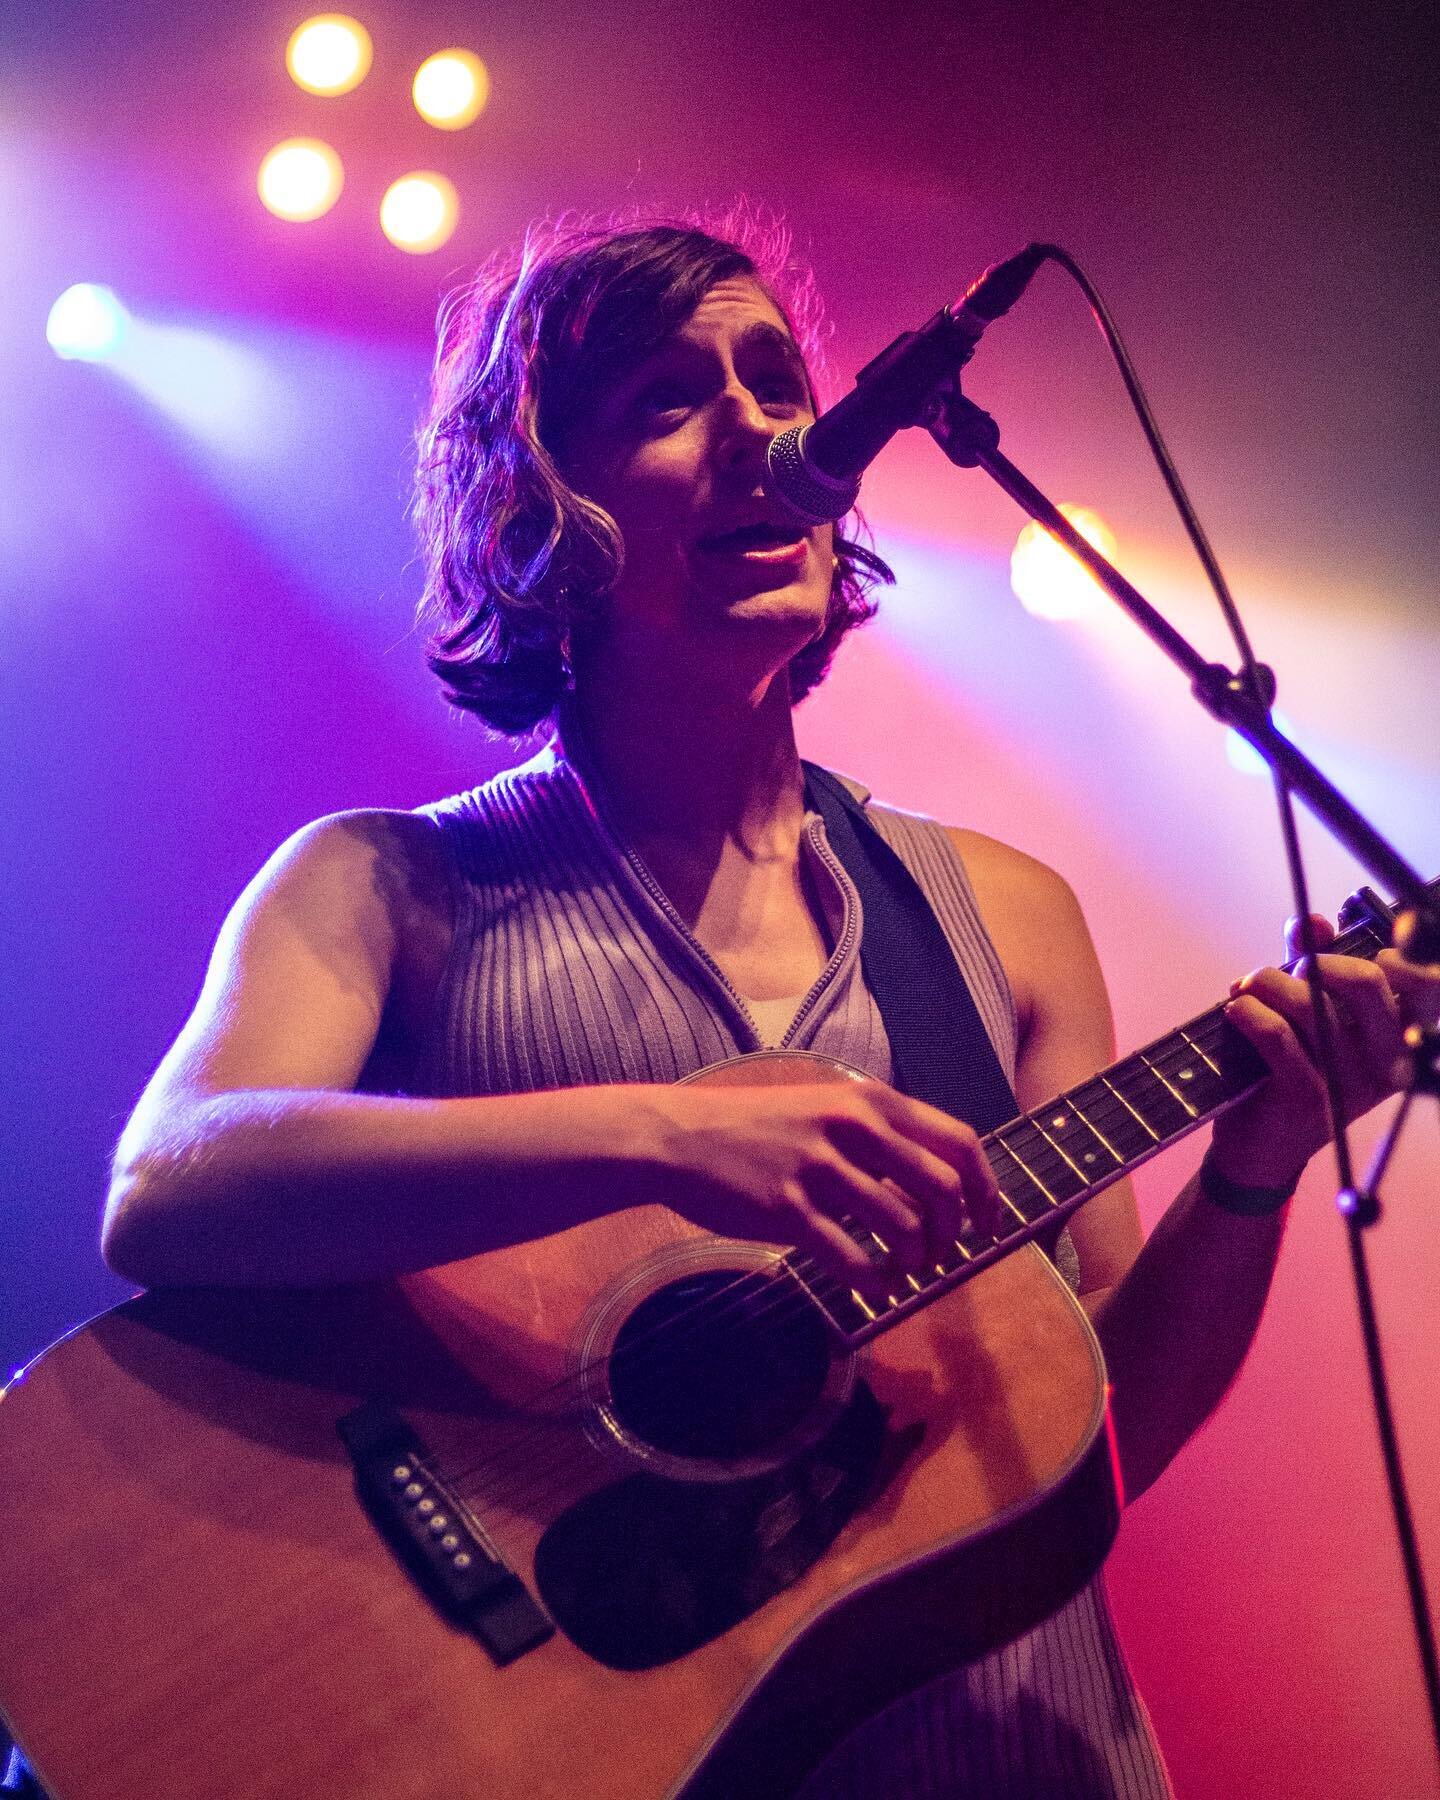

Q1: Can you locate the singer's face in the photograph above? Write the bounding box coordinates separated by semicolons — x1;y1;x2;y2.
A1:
562;277;835;691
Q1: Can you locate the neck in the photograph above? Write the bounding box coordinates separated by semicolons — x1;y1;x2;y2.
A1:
567;641;806;854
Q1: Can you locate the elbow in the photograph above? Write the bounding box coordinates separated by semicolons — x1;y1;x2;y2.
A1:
102;1159;165;1287
102;1150;205;1289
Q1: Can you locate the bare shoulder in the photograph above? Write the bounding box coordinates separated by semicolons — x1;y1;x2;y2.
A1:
141;807;455;1103
253;806;448;905
252;807;455;1045
942;831;1140;1298
942;827;1094;1037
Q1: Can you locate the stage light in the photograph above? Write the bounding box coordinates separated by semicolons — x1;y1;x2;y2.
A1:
46;284;129;361
286;14;372;95
379;172;458;253
412;49;489;128
258;138;344;222
1010;504;1117;621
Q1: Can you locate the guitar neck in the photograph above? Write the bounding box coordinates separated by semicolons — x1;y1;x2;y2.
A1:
793;894;1407;1345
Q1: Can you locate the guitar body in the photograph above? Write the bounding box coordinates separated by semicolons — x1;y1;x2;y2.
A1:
0;1056;1119;1800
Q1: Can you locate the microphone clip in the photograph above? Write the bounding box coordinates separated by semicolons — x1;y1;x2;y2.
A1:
925;380;1001;469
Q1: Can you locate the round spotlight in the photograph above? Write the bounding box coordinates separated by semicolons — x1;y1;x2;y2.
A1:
258;138;344;222
412;49;489;129
46;284;129;361
1010;504;1117;622
286;14;373;95
379;172;459;253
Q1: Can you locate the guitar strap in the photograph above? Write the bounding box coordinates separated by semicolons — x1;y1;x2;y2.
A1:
802;762;1019;1135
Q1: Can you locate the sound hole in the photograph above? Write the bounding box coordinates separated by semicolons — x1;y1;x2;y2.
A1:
607;1269;832;1460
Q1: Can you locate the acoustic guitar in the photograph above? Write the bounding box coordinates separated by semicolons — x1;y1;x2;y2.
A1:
0;883;1408;1800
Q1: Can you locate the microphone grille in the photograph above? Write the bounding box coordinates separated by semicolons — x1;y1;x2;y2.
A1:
764;428;862;527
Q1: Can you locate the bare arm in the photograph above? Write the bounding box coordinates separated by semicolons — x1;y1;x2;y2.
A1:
104;811;1002;1292
101;810;663;1285
960;831;1440;1503
958;832;1288;1504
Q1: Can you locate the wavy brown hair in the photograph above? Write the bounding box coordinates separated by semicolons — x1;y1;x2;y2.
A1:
412;212;893;736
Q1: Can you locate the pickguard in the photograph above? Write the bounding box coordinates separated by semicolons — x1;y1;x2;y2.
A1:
533;1382;890;1670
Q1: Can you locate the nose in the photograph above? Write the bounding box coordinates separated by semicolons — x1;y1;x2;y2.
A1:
713;378;779;472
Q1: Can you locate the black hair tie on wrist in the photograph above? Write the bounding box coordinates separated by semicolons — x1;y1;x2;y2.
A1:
1198;1146;1300;1216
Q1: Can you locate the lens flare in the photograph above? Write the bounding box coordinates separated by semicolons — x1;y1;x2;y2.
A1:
1010;504;1117;622
412;49;489;128
286;14;373;95
258;139;344;222
46;284;130;361
378;172;459;253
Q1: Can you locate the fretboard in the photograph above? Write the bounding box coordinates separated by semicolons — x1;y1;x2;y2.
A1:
790;887;1411;1345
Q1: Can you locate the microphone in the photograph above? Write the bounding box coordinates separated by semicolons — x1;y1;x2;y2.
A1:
765;244;1049;525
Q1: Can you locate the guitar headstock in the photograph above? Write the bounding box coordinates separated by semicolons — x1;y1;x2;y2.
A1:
1337;875;1440;963
1337;884;1397;941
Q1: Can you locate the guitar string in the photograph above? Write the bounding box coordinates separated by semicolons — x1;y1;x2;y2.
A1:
435;1008;1224;1512
431;1034;1238;1512
425;937;1388;1510
434;1060;1148;1504
433;1051;1224;1519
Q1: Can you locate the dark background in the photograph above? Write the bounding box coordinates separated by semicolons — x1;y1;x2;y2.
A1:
3;3;1437;1793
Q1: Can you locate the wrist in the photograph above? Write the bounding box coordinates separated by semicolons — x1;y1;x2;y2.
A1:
1208;1110;1317;1193
1197;1142;1300;1217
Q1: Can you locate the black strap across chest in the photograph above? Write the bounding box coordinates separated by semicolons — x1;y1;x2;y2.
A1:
802;762;1019;1135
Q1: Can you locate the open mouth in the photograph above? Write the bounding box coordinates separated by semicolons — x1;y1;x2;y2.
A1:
695;522;808;557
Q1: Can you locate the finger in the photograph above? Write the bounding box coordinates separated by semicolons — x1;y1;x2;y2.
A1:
1223;993;1329;1107
1230;966;1324;1052
1305;954;1405;1076
814;1157;930;1271
789;1205;893;1295
1378;947;1440;1026
863;1088;1001;1218
859;1130;976;1250
1284;912;1335;962
1242;956;1406;1097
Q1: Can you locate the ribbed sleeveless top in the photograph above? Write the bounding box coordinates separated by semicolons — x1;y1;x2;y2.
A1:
409;736;1169;1800
413;737;1016;1107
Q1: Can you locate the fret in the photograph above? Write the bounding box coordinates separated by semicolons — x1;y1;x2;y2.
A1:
1004;1115;1088;1204
1177;1025;1222;1078
783;1254;871;1338
1065;1076;1154;1162
1037;1094;1126;1178
809;874;1439;1351
1028;1107;1098;1185
1138;1049;1199;1120
1109;1054;1193;1138
984;1139;1027;1211
1096;1071;1162;1147
989;1127;1064;1221
1145;1039;1229;1115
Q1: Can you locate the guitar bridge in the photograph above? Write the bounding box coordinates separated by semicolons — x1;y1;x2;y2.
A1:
338;1401;553;1665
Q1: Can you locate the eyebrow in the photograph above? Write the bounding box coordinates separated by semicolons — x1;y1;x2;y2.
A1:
734;321;809;372
596;317;814;426
630;319;810;383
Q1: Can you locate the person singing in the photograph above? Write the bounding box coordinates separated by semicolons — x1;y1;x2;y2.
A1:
102;216;1438;1798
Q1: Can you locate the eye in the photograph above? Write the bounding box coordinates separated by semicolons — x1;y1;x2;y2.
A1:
753;368;809;412
633;378;694;422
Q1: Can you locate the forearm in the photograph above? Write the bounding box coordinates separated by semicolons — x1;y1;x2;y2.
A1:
1089;1170;1289;1503
104;1084;672;1289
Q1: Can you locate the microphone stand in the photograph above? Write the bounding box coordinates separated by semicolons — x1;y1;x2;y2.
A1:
926;383;1440;1763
